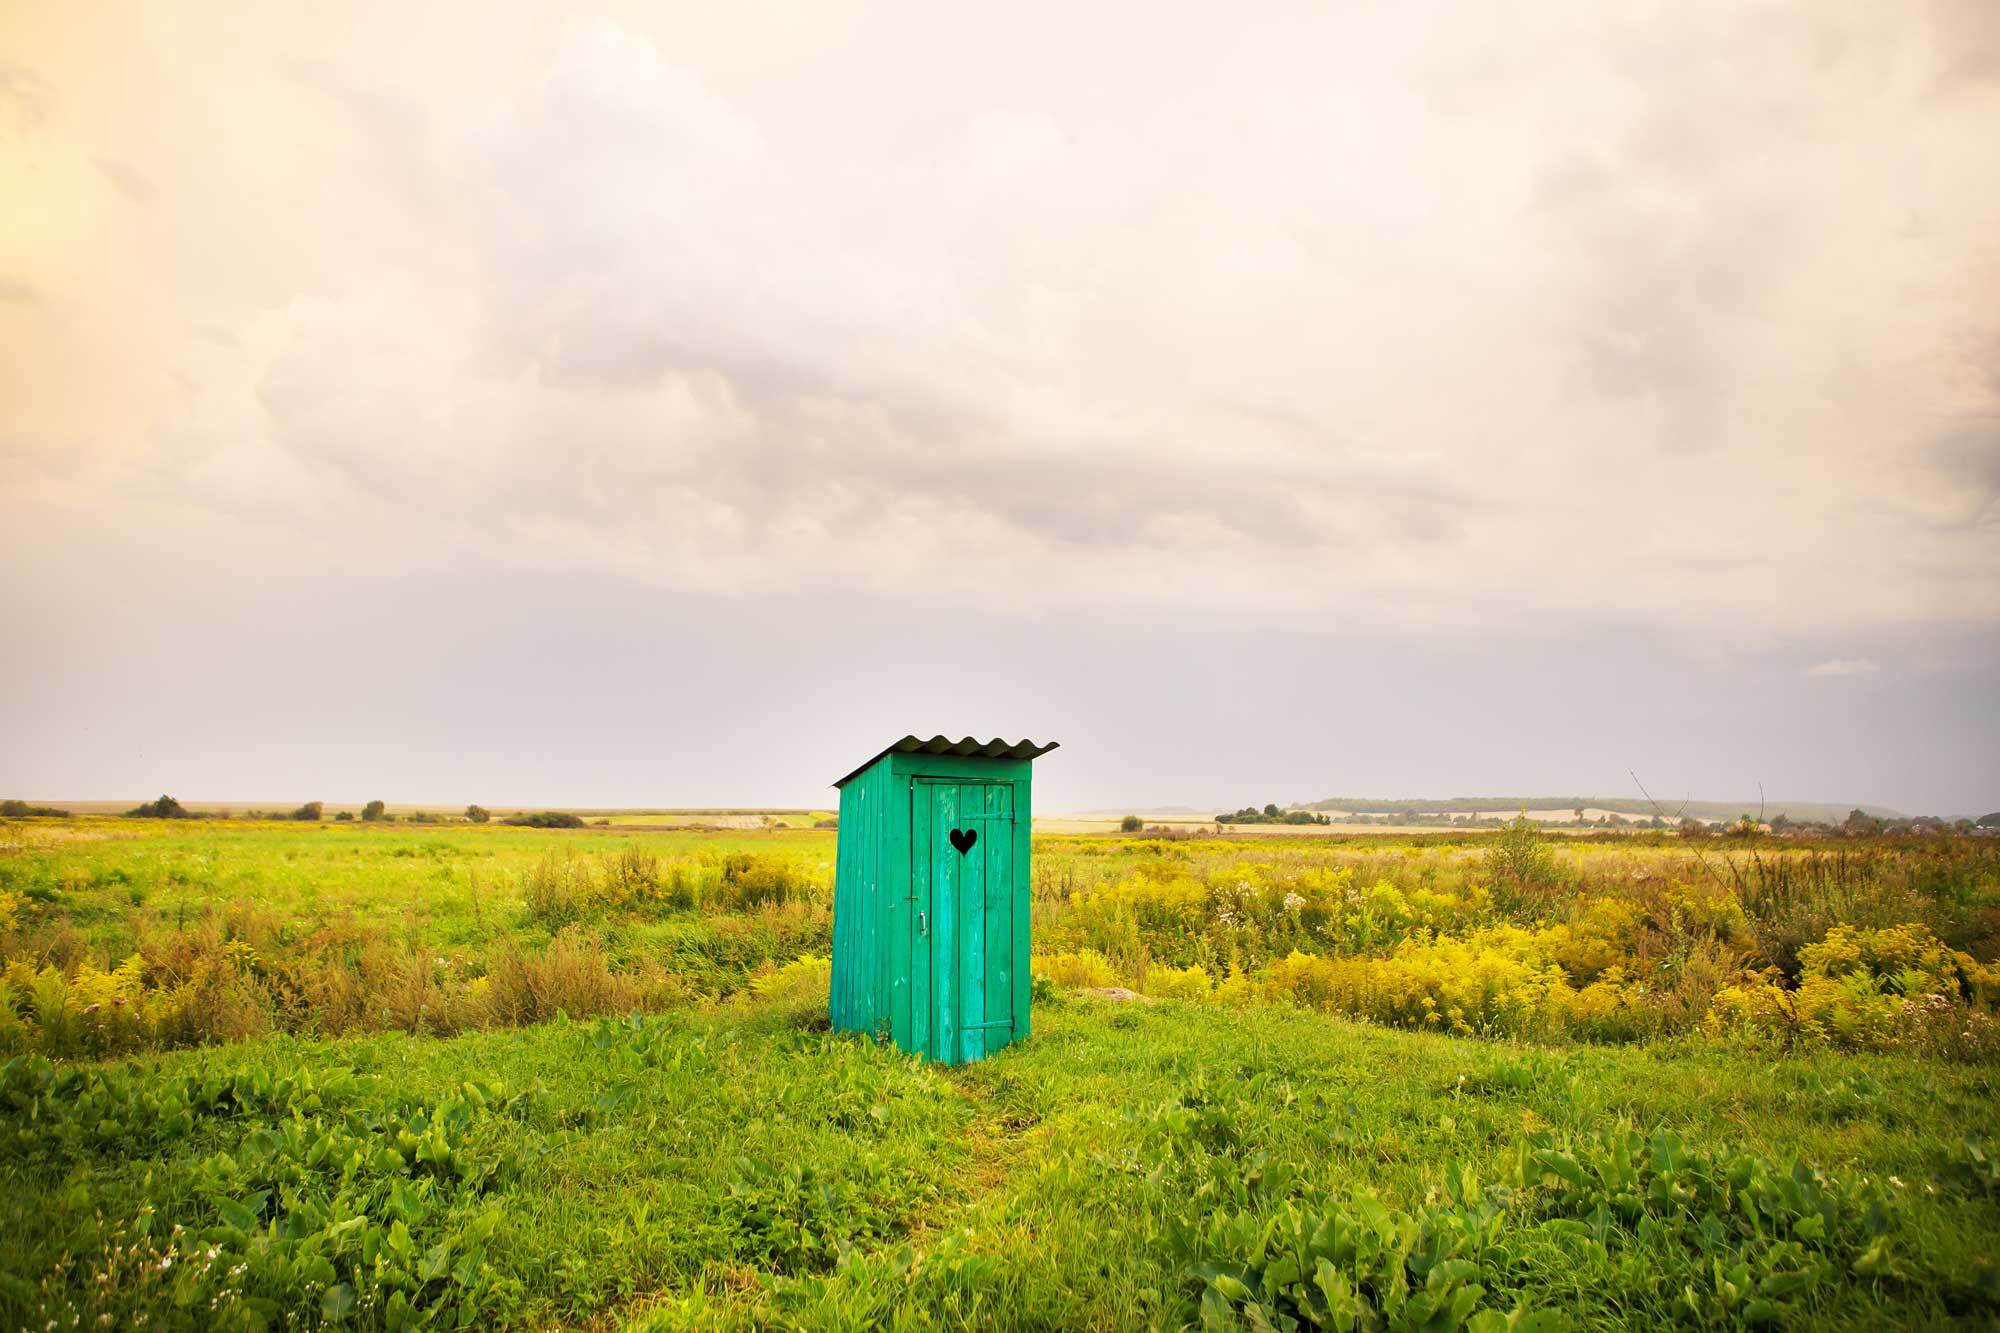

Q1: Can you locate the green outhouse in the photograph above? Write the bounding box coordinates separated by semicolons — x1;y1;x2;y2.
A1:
830;735;1058;1064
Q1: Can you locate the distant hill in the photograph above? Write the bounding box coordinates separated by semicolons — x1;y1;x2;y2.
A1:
1304;796;1904;823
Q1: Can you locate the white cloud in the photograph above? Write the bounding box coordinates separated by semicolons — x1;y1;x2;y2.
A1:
1807;658;1882;678
2;2;1998;631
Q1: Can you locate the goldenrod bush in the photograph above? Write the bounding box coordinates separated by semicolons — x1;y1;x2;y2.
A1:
1141;961;1216;1000
750;953;833;1006
1031;949;1121;989
6;819;1998;1061
1707;923;2000;1057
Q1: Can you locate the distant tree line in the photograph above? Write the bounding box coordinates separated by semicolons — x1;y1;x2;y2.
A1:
503;811;586;829
65;792;2000;837
1204;801;2000;837
1303;795;1909;824
1216;803;1332;826
1689;809;1994;838
0;799;71;818
113;795;515;824
123;795;211;820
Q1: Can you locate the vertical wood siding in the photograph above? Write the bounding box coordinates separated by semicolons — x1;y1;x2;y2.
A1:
831;750;1041;1063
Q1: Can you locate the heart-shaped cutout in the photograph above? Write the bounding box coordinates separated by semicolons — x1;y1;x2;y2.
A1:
949;827;978;855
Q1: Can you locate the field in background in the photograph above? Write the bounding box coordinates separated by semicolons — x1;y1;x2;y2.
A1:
39;803;841;829
1037;815;1608;836
43;801;1737;836
3;815;1999;1326
579;812;836;830
15;817;1998;1057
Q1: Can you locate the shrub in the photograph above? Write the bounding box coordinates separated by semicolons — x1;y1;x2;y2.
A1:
1537;896;1640;985
289;802;323;822
1730;848;1882;979
503;811;585;829
0;951;274;1057
602;848;662;908
717;853;808;909
1121;815;1144;833
465;804;490;824
1032;950;1121;989
1254;937;1575;1038
0;800;69;818
1707;922;2000;1055
124;795;194;819
361;800;387;822
1483;815;1562;914
1797;921;1989;997
1143;962;1215;1000
749;954;833;1017
521;852;597;927
477;928;636;1026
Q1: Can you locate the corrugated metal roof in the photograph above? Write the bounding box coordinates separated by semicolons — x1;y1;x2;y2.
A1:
833;735;1060;788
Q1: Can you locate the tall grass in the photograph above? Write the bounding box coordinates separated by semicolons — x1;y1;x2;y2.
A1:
0;829;836;1056
4;819;1997;1060
1026;832;2000;1057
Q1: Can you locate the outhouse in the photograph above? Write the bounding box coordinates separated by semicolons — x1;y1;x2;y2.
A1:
830;735;1058;1064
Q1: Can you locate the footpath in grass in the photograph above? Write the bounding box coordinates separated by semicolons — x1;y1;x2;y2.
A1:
3;994;1997;1330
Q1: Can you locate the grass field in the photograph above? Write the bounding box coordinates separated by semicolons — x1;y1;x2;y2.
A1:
3;815;1999;1328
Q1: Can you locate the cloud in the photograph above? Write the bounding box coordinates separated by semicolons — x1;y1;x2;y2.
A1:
90;155;153;203
1929;0;2000;89
1807;658;1882;678
0;63;54;136
2;3;1998;632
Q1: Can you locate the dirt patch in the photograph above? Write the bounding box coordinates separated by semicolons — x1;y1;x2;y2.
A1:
1082;987;1153;1003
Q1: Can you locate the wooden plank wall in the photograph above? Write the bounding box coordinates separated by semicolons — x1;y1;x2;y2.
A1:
834;751;1038;1061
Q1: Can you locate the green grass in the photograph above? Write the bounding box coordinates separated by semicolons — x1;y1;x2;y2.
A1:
0;819;834;945
0;821;839;1046
4;818;2000;1327
3;995;1996;1329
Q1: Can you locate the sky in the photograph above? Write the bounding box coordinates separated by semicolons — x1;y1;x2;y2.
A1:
2;0;1997;816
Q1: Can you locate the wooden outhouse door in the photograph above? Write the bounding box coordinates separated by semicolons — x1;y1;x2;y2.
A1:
910;779;1016;1063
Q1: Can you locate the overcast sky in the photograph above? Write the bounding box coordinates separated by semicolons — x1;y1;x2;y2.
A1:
3;1;1997;815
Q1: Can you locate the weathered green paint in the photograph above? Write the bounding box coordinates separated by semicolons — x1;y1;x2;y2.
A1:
830;738;1051;1064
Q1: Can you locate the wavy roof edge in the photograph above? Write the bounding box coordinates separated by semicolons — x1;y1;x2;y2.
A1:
833;735;1060;788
